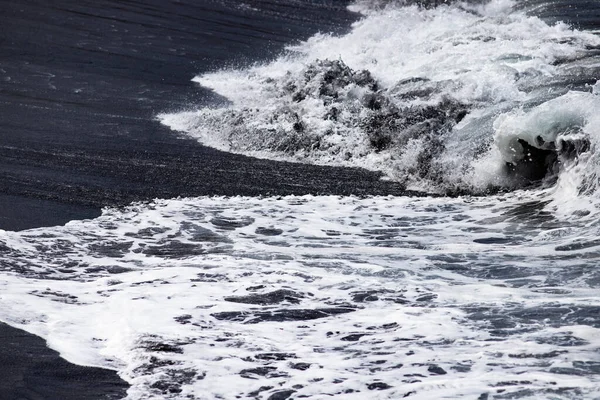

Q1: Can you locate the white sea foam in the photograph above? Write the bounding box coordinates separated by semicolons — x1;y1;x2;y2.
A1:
2;194;600;399
159;0;600;192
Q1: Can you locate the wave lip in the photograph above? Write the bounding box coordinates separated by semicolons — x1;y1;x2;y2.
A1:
494;91;597;164
488;90;599;193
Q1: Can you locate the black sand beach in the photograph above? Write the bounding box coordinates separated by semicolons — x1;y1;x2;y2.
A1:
3;1;600;399
0;0;409;232
0;0;408;397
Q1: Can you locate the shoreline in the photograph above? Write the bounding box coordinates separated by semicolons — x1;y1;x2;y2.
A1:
0;0;381;234
0;1;367;398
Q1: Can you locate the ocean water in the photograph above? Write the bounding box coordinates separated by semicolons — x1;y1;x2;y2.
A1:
3;0;600;399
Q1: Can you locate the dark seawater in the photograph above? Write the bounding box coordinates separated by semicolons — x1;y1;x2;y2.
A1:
3;0;600;399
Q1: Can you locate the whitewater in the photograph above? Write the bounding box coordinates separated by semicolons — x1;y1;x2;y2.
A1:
3;0;600;399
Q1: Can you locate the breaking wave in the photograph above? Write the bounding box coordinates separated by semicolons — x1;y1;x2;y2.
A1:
159;0;600;196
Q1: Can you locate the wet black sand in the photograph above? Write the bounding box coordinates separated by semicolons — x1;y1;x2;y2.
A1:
0;0;408;232
0;0;404;398
0;322;128;400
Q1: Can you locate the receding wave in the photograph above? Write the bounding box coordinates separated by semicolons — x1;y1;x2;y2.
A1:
3;194;600;399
